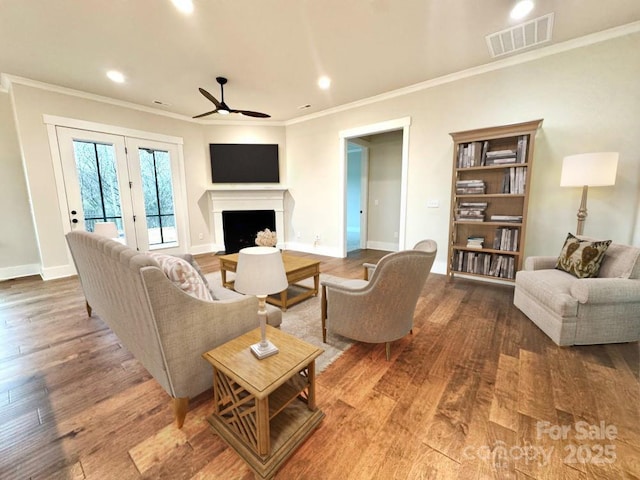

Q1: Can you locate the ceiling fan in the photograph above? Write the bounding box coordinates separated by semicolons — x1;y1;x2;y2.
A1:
193;77;270;119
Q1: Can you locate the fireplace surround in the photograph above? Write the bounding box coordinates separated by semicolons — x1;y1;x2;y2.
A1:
209;188;287;252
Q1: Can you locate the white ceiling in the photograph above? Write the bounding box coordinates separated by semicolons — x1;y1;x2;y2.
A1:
1;0;639;122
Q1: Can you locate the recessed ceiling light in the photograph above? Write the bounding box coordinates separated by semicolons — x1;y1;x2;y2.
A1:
106;70;125;83
318;76;331;90
510;0;534;20
171;0;194;15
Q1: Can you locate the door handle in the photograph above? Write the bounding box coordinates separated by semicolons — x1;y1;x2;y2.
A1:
72;219;78;224
71;210;77;215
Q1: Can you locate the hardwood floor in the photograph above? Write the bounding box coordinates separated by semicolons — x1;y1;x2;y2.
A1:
1;250;639;479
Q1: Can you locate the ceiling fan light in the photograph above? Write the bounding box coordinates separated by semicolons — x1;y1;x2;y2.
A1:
171;0;194;15
510;0;534;20
218;109;230;115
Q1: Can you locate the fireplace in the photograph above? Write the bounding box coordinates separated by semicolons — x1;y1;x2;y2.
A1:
222;210;276;254
209;188;287;253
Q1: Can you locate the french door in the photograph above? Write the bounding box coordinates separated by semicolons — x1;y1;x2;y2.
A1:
57;127;185;253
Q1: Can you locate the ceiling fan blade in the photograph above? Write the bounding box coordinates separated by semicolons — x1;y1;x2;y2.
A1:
198;88;222;108
192;109;218;119
233;109;271;118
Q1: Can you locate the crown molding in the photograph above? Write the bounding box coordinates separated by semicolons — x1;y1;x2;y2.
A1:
286;20;640;126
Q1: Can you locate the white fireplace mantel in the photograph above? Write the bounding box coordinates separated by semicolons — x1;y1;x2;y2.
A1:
208;187;287;251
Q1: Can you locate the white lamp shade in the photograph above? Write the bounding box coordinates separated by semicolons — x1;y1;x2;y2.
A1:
93;221;119;239
234;246;288;296
560;152;618;187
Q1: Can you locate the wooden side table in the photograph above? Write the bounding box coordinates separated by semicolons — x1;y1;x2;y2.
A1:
202;326;324;479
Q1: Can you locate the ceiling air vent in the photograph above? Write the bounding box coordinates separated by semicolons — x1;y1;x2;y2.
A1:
486;12;554;58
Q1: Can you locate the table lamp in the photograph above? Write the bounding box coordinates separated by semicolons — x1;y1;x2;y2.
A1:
93;221;119;239
234;246;288;359
560;152;618;235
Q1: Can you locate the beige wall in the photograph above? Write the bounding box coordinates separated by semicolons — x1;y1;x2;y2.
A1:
366;130;402;250
0;91;40;278
3;30;639;278
285;32;640;272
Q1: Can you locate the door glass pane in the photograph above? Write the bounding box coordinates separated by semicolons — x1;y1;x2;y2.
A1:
139;148;177;248
73;140;124;235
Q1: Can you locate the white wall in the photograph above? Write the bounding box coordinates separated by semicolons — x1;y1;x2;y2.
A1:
0;91;40;279
285;32;640;273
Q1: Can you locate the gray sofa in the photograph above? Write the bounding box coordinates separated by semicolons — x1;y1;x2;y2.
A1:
514;240;640;346
66;231;281;427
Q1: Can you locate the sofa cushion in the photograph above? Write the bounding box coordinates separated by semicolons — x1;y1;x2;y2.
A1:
515;269;578;317
148;253;213;302
555;233;611;279
597;243;640;279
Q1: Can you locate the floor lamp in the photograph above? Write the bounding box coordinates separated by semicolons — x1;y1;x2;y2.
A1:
560;152;618;235
234;246;288;359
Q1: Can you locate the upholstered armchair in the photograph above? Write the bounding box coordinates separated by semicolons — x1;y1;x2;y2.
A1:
363;239;437;280
514;240;640;346
321;242;437;360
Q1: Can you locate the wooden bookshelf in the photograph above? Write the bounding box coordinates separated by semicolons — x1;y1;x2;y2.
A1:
447;119;543;282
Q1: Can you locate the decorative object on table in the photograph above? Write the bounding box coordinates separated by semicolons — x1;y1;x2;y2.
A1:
234;246;288;359
92;221;119;239
560;152;618;235
255;228;277;247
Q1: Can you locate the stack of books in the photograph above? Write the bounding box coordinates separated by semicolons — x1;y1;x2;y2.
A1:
490;214;523;223
456;180;485;195
456;202;488;222
485;149;517;166
466;236;484;249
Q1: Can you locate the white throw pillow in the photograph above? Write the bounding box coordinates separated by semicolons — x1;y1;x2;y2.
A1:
148;253;213;302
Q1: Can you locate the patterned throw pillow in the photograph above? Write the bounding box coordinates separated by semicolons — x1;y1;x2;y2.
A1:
555;233;611;279
148;253;213;302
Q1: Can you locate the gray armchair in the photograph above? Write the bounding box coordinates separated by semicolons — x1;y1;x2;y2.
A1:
321;242;437;360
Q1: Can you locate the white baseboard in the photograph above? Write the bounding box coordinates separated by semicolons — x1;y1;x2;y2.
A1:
40;263;76;280
190;243;217;255
366;240;399;252
0;263;42;281
284;241;342;258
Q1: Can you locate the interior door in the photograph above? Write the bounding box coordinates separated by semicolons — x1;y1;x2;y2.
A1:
57;127;137;245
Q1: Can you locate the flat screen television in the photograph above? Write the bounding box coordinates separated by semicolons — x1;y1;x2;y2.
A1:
209;143;280;183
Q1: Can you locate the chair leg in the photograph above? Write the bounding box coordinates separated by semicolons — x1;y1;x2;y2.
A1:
385;342;391;361
173;397;189;429
321;285;327;343
85;301;92;317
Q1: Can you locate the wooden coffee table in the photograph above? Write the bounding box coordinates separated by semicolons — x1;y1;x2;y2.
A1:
219;252;320;311
202;326;324;480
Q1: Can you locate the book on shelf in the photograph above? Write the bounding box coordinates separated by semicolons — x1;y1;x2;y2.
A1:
516;135;529;163
456;201;487;222
490;214;522;223
466;236;484;249
457;142;484;168
499;166;527;194
456;179;485;195
452;251;515;279
492;227;519;251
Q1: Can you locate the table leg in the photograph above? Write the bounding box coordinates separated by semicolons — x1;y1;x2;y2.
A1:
256;397;270;456
280;289;288;312
313;273;319;296
221;268;228;287
307;362;316;411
